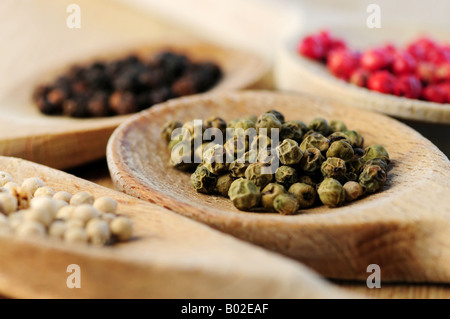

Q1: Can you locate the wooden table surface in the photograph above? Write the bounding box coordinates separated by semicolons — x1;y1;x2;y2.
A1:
2;0;450;299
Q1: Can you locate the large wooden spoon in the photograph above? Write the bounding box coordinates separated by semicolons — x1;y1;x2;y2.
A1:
0;40;268;170
0;156;350;298
107;90;450;283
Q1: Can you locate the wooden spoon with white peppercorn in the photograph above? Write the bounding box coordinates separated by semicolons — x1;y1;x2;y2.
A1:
0;156;356;299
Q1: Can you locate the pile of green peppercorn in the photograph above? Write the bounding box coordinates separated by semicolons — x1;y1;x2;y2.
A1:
33;51;222;118
161;109;390;215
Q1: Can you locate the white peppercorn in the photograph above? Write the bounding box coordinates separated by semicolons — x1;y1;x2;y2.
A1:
34;186;55;198
93;197;118;214
72;204;99;224
10;186;31;210
16;221;46;238
48;221;67;239
53;191;72;203
66;218;85;229
0;193;18;215
101;212;116;223
86;219;111;245
21;177;45;195
56;205;75;220
24;208;52;227
4;182;19;192
70;191;94;206
64;227;87;244
8;211;24;230
0;172;13;187
53;199;68;211
30;197;58;219
110;216;133;241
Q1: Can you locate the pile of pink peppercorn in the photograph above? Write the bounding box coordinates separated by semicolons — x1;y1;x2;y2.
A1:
298;30;450;103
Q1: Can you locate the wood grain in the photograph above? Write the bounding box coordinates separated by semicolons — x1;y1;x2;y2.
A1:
107;90;450;283
0;156;355;299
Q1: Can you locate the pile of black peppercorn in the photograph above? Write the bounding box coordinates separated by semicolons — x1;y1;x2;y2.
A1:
32;51;222;118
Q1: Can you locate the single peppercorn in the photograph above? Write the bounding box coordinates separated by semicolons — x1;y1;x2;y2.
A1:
229;159;250;178
321;157;347;179
228;178;261;211
161;120;183;144
361;144;390;164
330;120;348;133
326;140;355;162
298;175;316;187
202;144;228;175
299;147;325;175
359;165;387;194
343;181;364;201
328;132;351;144
317;178;346;207
273;193;299;215
288;183;317;208
343;130;364;148
190;165;217;194
277;139;303;166
299;132;330;153
266;109;285;123
216;174;234;197
280;121;303;143
256;113;282;138
362;158;389;172
275;166;298;188
261;183;286;211
244;163;273;191
308;118;332;136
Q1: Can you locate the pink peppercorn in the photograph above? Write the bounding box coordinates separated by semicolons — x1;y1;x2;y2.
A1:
349;68;370;87
327;49;360;81
394;75;422;99
392;51;417;75
361;48;392;71
422;84;447;103
367;71;396;94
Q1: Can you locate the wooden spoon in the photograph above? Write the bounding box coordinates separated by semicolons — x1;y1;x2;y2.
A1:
107;90;450;283
0;40;268;170
0;155;352;299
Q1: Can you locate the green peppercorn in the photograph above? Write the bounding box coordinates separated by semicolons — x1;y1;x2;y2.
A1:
299;132;330;153
359;165;387;194
205;116;227;135
275;166;298;187
330;120;348;133
326;140;355;162
298;175;316;187
362;158;389;172
277;139;303;166
229;159;250;178
161;120;182;144
244;115;258;124
280;121;303;143
343;181;363;202
361;145;390;164
273;193;299;215
202;144;228;175
250;134;272;152
266;109;285;123
321;157;347;179
216;174;234;197
190;165;217;194
256;113;282;137
257;148;279;171
292;120;309;135
234;118;256;131
224;134;248;158
228;178;261;211
299;147;325;175
194;142;215;163
317;178;345;207
182;120;205;146
261;183;286;211
308;118;332;136
168;133;184;152
328;132;351;144
346;158;363;174
244;163;273;190
170;141;195;171
288;183;316;208
343;130;364;148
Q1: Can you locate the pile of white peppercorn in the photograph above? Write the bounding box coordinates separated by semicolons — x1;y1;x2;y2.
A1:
0;171;133;245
